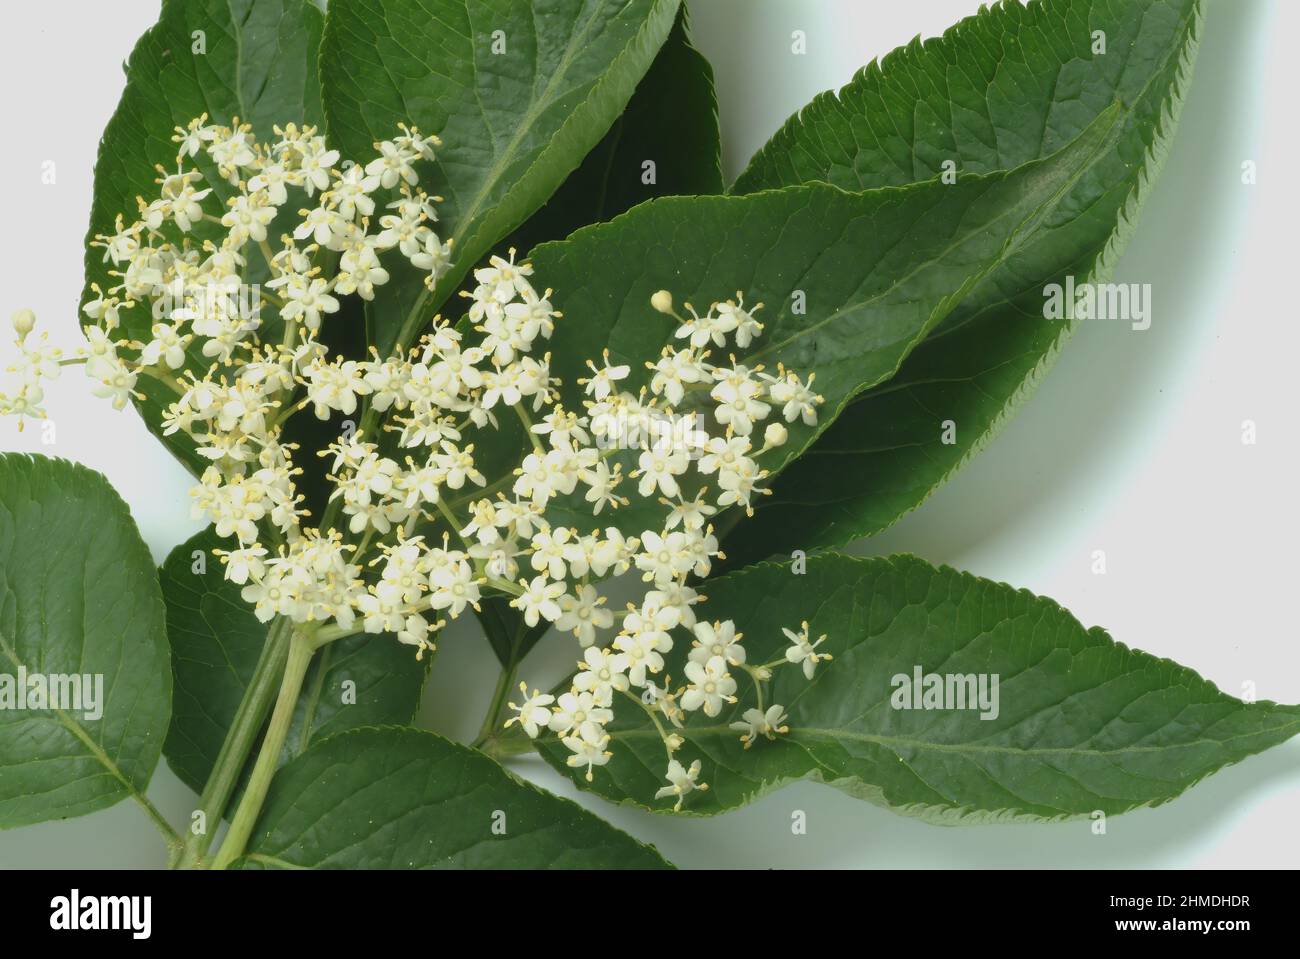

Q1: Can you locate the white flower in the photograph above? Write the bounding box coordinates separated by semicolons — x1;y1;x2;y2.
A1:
636;443;689;498
716;457;767;513
365;139;421;189
427;556;481;616
305;358;371;418
529;526;573;580
138;322;191;369
220;545;267;585
329;164;380;220
582;350;630;400
768;369;823;426
505;683;555;738
572;645;630;704
663;491;716;532
654;759;707;810
730;704;789;748
675;302;726;348
562;725;612;781
581;460;625;514
299;137;340;194
547;690;613;739
710;375;770;436
644;581;703;629
89;360;139;411
335;244;390;300
556;584;614;647
511;575;565;627
281;277;340;332
716;294;763;348
681;655;737;717
614;603;678;687
635;530;691;585
698;434;753;477
221;192;277;245
410;231;453;279
782;621;832;679
689;620;746;667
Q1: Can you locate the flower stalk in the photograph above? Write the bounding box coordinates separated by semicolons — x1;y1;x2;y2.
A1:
210;627;318;870
174;615;293;869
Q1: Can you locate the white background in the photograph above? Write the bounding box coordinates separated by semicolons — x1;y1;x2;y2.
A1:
1;0;1297;868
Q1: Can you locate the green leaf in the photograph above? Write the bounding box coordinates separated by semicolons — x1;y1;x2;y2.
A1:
241;726;670;868
321;0;682;356
0;454;170;827
80;0;326;476
500;6;722;256
722;0;1203;566
521;105;1118;535
434;7;722;503
159;527;427;798
476;595;549;669
536;553;1300;822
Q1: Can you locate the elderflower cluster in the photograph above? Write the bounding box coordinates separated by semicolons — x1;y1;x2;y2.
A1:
2;112;832;811
494;288;833;809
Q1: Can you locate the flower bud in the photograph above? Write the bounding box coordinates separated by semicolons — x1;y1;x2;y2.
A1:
650;289;673;314
764;422;788;448
11;308;36;339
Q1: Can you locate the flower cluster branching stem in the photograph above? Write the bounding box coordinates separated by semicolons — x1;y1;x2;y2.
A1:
4;110;833;830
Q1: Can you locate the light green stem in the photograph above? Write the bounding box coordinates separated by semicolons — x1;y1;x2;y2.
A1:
174;616;292;869
473;660;519;749
210;628;316;870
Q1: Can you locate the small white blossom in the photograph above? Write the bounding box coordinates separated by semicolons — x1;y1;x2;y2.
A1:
654;759;707;810
783;621;833;679
730;704;790;748
505;683;555;739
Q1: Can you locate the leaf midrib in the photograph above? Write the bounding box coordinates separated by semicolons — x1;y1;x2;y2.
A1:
389;0;657;353
0;628;149;807
745;126;1109;369
599;719;1300;759
450;0;640;250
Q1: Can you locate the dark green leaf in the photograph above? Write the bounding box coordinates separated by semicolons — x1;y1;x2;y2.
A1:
159;526;427;797
321;0;682;356
476;595;549;669
0;454;170;827
242;726;671;868
523;106;1118;536
502;7;722;256
536;552;1300;821
723;0;1203;566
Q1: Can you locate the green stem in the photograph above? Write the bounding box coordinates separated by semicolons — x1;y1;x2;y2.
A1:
471;601;545;751
472;658;519;749
621;687;675;762
173;616;292;869
210;628;317;870
481;731;536;761
434;497;470;549
513;403;544;453
136;794;183;854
